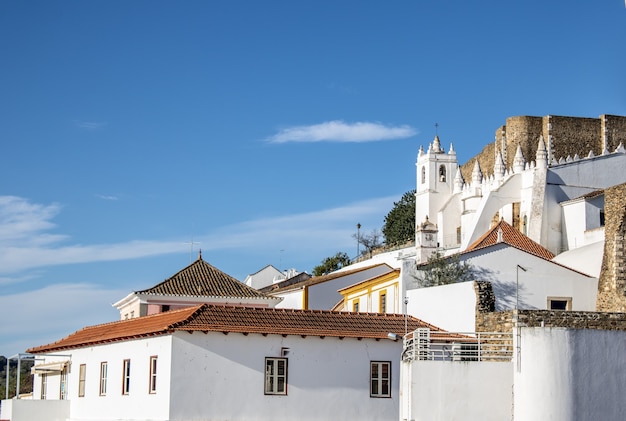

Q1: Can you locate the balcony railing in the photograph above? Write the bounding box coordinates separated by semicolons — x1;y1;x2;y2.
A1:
402;329;513;362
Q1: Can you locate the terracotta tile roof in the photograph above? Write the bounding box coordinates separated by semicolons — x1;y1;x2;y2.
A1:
138;257;268;299
28;304;454;353
263;264;394;294
465;220;555;260
27;306;200;353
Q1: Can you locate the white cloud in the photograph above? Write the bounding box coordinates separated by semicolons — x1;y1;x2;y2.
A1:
95;194;119;201
267;120;417;143
0;195;395;278
0;283;124;356
74;120;107;130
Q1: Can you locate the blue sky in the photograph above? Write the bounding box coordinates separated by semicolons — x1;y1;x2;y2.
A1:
0;1;624;357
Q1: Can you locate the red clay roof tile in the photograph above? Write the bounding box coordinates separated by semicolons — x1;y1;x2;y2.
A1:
465;220;555;260
27;304;450;353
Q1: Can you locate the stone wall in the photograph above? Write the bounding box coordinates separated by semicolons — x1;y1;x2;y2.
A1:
476;309;626;333
460;114;626;181
596;183;626;312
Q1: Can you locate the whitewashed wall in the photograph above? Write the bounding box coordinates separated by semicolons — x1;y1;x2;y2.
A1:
273;289;304;309
0;399;69;421
32;335;173;421
406;282;477;332
401;360;513;421
460;245;597;311
514;327;626;421
169;331;402;421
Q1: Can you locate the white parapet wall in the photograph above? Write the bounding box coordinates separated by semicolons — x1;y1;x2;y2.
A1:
0;399;70;421
514;327;626;421
401;359;513;421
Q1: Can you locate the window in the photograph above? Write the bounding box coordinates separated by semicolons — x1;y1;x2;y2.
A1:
60;368;68;400
439;165;446;182
122;359;131;395
353;301;359;312
370;361;391;398
548;297;571;311
379;293;387;314
130;310;135;318
600;210;605;227
41;373;47;400
265;358;287;395
149;356;158;393
161;304;170;312
78;364;86;397
100;362;108;396
421;166;426;184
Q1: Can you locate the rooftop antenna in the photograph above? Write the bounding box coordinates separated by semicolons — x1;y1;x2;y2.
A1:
184;238;201;263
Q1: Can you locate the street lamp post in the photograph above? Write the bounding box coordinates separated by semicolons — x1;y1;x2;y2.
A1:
516;264;527;311
356;223;361;258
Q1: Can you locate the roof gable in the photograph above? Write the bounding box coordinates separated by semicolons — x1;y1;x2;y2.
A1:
28;304;452;353
138;257;268;299
465;220;555;260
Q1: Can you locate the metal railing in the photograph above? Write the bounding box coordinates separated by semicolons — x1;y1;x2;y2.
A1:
402;329;513;362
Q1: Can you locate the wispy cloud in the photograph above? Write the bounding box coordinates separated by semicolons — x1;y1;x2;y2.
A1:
0;283;125;355
0;195;395;278
95;194;119;201
74;120;107;130
266;120;417;143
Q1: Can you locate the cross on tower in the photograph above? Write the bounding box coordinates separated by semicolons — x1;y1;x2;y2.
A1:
435;122;439;135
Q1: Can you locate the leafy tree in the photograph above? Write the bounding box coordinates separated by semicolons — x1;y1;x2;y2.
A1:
312;252;351;276
353;229;384;258
382;190;416;246
0;356;34;398
414;252;475;287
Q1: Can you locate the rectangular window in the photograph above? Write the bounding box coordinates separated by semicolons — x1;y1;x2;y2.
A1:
41;373;47;400
379;292;387;314
78;364;86;397
60;369;68;400
370;361;391;398
548;297;572;311
100;362;108;396
149;356;158;393
353;301;359;312
265;358;287;395
122;359;131;395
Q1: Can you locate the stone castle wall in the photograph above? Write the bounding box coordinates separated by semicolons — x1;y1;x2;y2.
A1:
460;114;626;182
596;183;626;312
476;309;626;333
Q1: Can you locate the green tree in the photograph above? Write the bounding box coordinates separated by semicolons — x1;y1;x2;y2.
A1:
382;190;416;246
312;252;351;276
414;252;475;287
0;356;34;398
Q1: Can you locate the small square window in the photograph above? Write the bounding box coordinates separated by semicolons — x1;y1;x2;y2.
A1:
548;297;571;311
265;358;287;395
370;361;391;398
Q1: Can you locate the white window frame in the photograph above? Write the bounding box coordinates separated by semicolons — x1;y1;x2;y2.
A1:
264;357;287;395
40;373;47;400
78;364;86;397
370;361;391;398
99;362;108;396
149;356;158;394
60;368;68;400
122;359;131;395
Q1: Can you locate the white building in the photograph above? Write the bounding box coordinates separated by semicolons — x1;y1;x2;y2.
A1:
3;304;452;421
